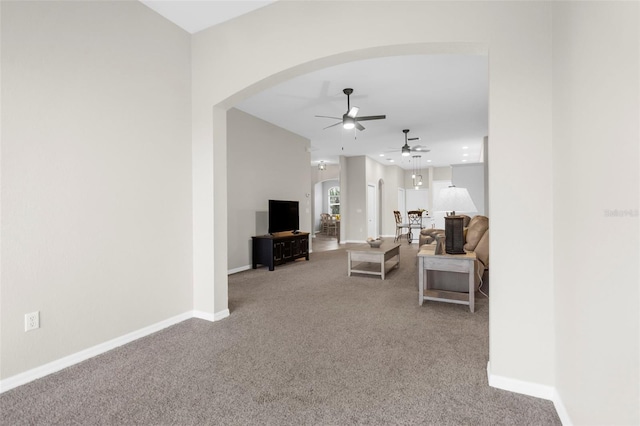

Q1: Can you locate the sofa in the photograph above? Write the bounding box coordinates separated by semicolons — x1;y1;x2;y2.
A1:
418;215;489;292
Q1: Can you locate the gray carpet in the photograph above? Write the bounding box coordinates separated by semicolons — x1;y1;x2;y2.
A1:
0;243;560;425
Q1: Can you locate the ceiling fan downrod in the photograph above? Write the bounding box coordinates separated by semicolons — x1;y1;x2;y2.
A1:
402;129;411;156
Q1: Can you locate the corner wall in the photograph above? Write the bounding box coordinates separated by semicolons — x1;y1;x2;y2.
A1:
226;109;311;272
1;1;193;379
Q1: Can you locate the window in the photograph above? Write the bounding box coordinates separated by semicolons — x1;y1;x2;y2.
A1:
328;186;340;215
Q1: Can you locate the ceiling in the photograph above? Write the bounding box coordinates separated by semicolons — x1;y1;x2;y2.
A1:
140;1;276;34
140;1;488;170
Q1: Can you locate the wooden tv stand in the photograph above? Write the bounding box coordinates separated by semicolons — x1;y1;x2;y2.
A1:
252;231;309;271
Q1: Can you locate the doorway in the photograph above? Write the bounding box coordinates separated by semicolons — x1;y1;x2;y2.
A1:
398;188;406;223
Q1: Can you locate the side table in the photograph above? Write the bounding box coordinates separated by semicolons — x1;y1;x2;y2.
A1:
417;246;477;312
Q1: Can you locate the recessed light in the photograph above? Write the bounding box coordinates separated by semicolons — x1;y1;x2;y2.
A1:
387;159;394;162
379;153;385;157
463;153;468;157
462;146;468;150
426;159;432;163
462;159;467;162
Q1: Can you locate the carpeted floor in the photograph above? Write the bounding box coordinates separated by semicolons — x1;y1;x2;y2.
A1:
0;243;560;425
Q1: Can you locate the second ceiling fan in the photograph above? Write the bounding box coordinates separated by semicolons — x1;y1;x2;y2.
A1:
402;129;430;156
316;88;386;131
388;129;430;156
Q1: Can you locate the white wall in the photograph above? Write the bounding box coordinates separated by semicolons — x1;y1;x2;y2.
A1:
226;109;310;271
552;2;639;424
452;163;485;215
344;156;367;242
433;166;453;182
1;1;192;378
383;166;405;237
405;189;429;212
365;157;385;238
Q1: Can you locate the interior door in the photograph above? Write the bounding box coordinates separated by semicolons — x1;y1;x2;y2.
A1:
367;184;377;238
398;188;406;222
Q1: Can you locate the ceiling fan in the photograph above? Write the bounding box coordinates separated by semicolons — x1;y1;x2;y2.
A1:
389;129;430;156
315;88;386;131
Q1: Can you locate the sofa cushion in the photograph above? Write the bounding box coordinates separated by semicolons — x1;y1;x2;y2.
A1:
474;230;489;269
419;228;445;247
420;228;444;237
464;215;489;251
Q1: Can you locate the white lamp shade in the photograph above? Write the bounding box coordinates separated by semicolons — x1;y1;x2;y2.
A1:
433;186;477;213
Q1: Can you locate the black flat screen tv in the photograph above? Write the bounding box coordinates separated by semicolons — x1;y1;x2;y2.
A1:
268;200;299;234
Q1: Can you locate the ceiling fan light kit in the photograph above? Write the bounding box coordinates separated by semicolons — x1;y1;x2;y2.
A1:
315;88;386;132
342;116;355;130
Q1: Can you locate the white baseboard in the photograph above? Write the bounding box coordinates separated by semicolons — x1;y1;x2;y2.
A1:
551;388;573;426
194;309;229;322
214;309;230;321
487;361;555;400
192;310;215;321
0;310;229;394
486;362;572;425
228;265;251;275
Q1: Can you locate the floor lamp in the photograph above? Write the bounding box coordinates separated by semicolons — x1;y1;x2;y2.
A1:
433;186;477;254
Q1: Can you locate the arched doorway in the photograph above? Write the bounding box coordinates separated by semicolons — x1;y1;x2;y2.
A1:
203;43;487;318
205;43;486;315
192;2;559;399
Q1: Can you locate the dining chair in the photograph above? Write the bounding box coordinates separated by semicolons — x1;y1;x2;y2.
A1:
393;210;410;243
407;210;424;244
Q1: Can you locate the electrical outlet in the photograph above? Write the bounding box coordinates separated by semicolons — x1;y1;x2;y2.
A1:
25;311;40;332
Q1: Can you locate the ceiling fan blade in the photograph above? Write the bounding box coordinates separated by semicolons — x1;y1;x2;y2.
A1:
408;137;420;141
412;148;430;153
355;121;365;131
346;106;360;118
355;115;386;122
323;122;342;130
315;115;341;120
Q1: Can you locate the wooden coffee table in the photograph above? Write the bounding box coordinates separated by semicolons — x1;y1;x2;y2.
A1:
347;242;401;280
